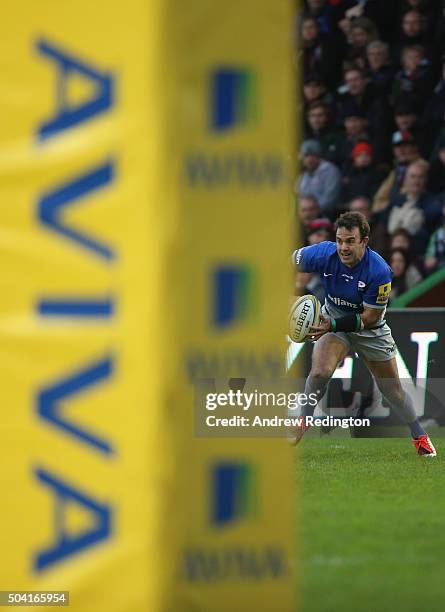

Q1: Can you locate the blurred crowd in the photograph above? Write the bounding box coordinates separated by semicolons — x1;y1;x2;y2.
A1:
295;0;445;303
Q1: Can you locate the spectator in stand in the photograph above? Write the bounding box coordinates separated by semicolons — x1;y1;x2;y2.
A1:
343;17;379;71
390;227;414;251
304;0;345;38
293;1;445;265
420;61;445;156
337;66;391;164
307;218;335;245
397;0;442;42
388;248;424;302
366;40;395;99
348;195;372;220
338;1;399;47
342;141;388;201
424;202;445;273
391;45;434;113
348;195;389;257
393;9;432;66
301;16;342;88
297;139;341;217
389;228;427;274
387;159;440;253
297;195;322;241
393;102;423;149
302;16;320;76
427;141;445;194
304;102;338;161
334;109;370;171
303;74;335;113
372;130;422;215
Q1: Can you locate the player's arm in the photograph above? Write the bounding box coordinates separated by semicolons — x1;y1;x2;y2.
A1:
325;279;391;335
291;244;319;297
360;305;383;329
308;312;362;340
291;247;309;272
309;278;392;338
309;303;386;340
291;242;333;273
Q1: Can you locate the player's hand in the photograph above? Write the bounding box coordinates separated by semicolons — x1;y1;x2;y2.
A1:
307;315;332;341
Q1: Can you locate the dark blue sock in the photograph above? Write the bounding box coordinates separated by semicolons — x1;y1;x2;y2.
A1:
409;419;426;439
389;392;426;439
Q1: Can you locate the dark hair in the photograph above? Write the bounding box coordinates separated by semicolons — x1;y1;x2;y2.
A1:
389;249;409;292
307;101;328;114
389;247;411;256
390;247;410;264
395;102;417;116
402;8;423;23
350;17;379;40
302;15;319;26
335;211;370;240
401;44;425;59
390;227;412;246
389;249;410;290
343;66;366;79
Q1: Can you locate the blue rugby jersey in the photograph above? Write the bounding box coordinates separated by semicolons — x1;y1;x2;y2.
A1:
293;241;393;314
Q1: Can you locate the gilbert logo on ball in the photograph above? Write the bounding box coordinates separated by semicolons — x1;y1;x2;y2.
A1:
288;295;321;343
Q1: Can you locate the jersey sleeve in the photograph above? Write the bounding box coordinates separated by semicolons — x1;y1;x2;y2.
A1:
292;242;333;273
363;266;393;309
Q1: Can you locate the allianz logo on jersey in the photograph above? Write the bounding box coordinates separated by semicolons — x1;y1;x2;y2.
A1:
328;294;359;309
210;462;258;526
183;67;285;189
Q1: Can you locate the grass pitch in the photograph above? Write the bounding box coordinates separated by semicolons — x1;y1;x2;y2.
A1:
298;433;445;612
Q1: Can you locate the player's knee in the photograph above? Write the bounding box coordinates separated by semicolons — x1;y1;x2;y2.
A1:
310;367;333;383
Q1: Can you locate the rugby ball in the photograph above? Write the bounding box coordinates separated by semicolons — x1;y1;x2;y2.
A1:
288;294;321;343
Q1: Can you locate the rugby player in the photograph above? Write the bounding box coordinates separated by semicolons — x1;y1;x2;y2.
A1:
291;211;436;457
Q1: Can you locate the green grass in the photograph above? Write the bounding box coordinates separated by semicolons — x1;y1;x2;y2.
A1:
298;434;445;612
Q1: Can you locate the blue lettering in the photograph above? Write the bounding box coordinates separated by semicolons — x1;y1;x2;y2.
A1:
37;357;114;454
37;298;114;318
34;39;117;575
34;468;111;571
37;39;114;141
38;162;115;260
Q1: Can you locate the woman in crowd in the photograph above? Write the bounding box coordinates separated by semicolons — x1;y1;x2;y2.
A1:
388;247;424;302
